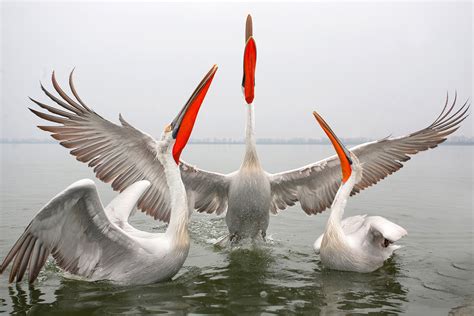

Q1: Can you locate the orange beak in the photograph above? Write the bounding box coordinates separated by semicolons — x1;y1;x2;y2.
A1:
242;14;256;104
171;65;218;164
312;111;353;183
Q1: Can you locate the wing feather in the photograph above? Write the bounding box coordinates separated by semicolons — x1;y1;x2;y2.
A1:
30;71;175;221
0;180;142;283
31;71;231;219
269;94;469;215
366;216;407;243
179;162;230;215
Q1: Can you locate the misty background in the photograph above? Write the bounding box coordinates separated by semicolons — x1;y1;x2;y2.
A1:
1;1;472;143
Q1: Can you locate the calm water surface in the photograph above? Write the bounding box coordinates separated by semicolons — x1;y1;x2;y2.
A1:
0;144;472;315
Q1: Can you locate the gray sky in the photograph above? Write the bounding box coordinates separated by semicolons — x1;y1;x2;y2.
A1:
1;1;472;140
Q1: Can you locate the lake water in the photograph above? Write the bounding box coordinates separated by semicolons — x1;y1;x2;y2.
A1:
0;143;472;315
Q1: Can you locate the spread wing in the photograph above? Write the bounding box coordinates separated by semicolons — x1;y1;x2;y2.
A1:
0;179;148;283
31;70;231;221
30;71;179;222
269;94;469;215
180;162;230;215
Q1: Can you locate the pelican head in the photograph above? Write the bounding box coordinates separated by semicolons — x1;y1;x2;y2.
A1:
242;14;257;105
162;65;218;164
312;111;362;184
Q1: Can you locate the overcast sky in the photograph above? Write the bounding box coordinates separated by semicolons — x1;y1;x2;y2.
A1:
1;1;472;140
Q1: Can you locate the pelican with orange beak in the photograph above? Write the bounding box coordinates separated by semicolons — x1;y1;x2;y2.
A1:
1;65;218;284
312;111;407;273
242;14;256;104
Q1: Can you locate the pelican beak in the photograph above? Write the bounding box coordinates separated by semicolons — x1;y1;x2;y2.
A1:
242;14;256;104
170;65;218;164
312;111;353;183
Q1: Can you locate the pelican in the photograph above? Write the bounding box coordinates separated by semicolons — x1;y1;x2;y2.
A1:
29;15;469;242
0;65;218;284
312;111;407;272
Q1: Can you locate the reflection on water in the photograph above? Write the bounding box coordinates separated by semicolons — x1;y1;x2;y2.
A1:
7;285;42;315
318;258;407;314
1;144;472;314
3;241;409;314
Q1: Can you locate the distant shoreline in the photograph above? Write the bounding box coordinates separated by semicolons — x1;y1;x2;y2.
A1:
1;137;473;145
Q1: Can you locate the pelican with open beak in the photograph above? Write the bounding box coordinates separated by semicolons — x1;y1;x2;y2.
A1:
312;111;407;273
1;65;218;284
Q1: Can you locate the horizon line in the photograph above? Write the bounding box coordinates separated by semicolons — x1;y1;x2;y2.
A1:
1;136;473;145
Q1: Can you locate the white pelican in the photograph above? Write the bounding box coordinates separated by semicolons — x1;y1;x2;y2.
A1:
312;111;407;273
0;65;218;284
29;15;469;242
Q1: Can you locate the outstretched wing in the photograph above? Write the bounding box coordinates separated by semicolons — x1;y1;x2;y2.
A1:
269;94;469;215
30;71;179;222
0;179;148;283
180;162;230;215
31;70;231;220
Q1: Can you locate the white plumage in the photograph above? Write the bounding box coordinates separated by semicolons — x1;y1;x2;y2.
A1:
0;179;190;285
312;112;407;273
1;65;218;284
314;215;407;256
